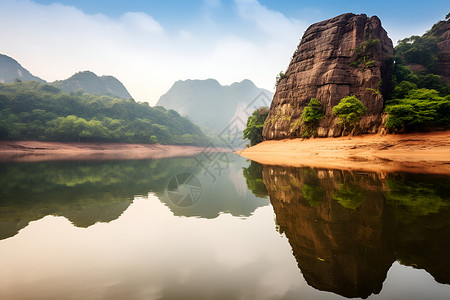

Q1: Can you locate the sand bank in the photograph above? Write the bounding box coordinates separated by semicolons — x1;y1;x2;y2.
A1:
0;141;218;162
236;131;450;175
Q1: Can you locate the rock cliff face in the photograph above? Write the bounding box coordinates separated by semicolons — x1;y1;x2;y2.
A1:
263;13;394;139
434;19;450;83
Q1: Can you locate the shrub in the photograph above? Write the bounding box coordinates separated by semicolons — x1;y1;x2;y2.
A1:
332;96;367;133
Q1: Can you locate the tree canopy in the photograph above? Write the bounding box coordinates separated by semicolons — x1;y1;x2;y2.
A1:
0;81;209;145
243;106;269;146
332;96;367;132
385;17;450;133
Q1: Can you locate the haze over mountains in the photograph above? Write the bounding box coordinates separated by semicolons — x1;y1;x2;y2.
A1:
157;79;273;137
0;54;45;83
53;71;132;99
0;53;131;99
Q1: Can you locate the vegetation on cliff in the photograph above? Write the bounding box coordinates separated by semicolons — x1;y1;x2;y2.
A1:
332;96;367;134
384;16;450;132
243;106;269;146
0;81;208;145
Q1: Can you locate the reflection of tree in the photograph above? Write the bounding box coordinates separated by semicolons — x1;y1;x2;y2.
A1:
262;165;450;298
302;184;324;207
384;174;449;218
242;160;268;198
332;183;366;210
0;158;200;240
0;155;271;240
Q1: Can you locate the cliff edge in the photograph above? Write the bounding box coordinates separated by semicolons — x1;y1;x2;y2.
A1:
263;13;394;139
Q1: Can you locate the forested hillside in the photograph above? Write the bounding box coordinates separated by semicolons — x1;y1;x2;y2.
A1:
53;71;132;99
384;16;450;132
0;81;208;145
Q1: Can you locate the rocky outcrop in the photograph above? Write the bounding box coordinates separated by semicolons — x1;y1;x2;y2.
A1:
263;13;394;139
433;19;450;83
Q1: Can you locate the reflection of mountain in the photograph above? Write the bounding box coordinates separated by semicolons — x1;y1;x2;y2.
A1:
157;155;269;219
0;155;269;240
261;166;450;298
0;158;196;240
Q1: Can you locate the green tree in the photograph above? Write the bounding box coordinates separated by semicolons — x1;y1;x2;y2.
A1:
243;107;269;146
301;98;324;138
275;71;286;87
332;96;367;134
385;88;449;132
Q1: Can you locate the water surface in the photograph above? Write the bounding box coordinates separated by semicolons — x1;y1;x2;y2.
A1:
0;154;449;299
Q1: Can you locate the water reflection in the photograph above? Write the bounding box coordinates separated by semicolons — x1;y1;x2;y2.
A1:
0;155;269;240
260;165;450;298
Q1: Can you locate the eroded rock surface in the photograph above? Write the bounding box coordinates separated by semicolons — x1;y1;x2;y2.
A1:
263;13;394;139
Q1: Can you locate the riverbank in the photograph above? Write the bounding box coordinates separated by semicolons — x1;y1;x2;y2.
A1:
236;131;450;175
0;141;217;162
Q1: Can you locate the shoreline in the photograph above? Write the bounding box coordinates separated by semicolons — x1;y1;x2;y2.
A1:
236;131;450;175
0;141;222;162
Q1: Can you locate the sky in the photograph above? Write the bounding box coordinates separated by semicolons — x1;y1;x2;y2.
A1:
0;0;448;104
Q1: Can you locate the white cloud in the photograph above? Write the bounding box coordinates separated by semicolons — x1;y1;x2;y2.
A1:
0;0;306;104
120;12;164;34
235;0;306;42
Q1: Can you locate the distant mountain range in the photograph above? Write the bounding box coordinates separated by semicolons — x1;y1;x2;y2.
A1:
0;54;46;83
156;79;273;143
0;53;131;99
53;71;132;99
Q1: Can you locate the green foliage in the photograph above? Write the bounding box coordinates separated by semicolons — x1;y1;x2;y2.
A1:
242;161;268;198
275;71;286;87
332;183;366;210
0;81;208;145
391;17;450;102
298;98;324;138
332;96;367;131
395;35;439;72
391;81;418;99
243;106;269;146
302;184;325;207
385;175;450;217
384;88;450;131
351;39;380;68
302;98;324;124
366;87;380;95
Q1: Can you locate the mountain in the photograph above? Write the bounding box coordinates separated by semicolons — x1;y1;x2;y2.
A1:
0;54;133;99
0;53;46;83
53;71;132;99
156;79;273;145
0;80;208;145
263;13;394;139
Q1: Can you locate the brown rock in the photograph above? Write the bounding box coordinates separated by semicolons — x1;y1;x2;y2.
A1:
263;13;394;139
435;20;450;83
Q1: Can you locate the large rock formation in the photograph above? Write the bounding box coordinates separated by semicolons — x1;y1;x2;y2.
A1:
263;13;394;139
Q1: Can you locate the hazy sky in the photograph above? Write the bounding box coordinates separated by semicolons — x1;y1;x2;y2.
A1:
0;0;448;104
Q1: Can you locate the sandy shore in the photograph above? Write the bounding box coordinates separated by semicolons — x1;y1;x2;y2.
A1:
236;131;450;175
0;141;220;162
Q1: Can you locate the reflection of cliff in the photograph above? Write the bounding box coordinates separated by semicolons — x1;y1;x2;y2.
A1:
261;166;450;298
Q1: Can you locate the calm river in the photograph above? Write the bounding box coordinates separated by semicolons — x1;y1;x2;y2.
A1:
0;154;449;299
